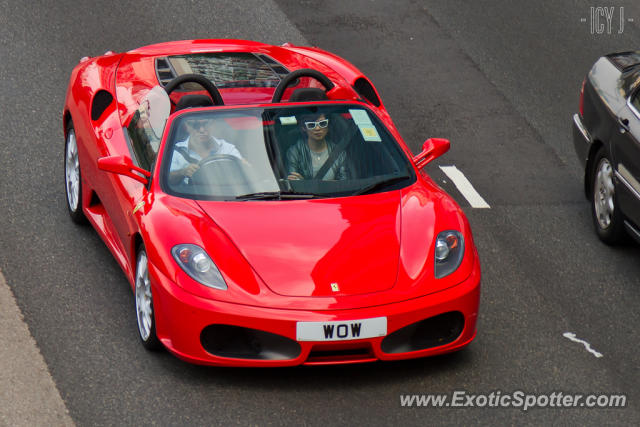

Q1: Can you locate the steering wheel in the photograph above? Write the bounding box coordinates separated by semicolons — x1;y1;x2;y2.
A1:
164;74;224;106
191;154;243;185
271;69;334;103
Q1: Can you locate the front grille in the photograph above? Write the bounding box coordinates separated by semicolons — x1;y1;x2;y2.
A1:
304;343;376;365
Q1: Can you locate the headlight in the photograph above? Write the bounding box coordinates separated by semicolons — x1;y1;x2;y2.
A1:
434;231;464;278
171;244;227;290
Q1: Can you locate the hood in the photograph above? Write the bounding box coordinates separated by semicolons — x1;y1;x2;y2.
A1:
197;192;403;297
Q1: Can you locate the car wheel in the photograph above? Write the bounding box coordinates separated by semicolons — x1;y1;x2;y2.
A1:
64;121;87;224
135;248;162;351
591;147;626;244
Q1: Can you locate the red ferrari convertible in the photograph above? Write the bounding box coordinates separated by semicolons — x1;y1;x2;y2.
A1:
63;39;480;366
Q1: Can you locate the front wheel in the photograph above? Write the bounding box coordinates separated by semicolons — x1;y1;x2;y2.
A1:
135;248;162;351
591;147;626;244
64;121;86;224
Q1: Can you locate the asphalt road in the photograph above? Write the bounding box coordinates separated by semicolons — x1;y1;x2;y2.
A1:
0;0;638;425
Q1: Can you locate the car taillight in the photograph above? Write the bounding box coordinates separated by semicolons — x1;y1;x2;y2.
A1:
579;78;586;117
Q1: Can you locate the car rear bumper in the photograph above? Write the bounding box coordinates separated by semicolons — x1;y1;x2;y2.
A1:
149;258;481;367
573;113;591;168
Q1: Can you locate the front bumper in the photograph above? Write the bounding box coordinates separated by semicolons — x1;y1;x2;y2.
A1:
573;113;591;169
149;259;481;367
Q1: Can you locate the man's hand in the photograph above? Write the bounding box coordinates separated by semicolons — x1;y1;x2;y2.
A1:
287;171;303;180
168;163;201;185
182;164;200;177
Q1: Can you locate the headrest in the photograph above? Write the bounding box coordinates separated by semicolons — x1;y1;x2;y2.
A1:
289;88;328;102
175;94;214;111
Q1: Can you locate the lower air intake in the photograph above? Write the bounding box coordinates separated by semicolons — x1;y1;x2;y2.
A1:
381;312;465;354
200;325;301;360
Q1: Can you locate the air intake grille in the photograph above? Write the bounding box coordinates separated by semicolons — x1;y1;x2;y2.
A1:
155;57;177;86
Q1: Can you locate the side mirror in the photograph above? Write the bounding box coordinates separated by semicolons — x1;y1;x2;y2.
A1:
97;156;150;185
412;138;450;169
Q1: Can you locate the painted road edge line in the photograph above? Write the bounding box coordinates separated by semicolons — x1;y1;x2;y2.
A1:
439;166;490;208
563;332;603;358
0;270;75;426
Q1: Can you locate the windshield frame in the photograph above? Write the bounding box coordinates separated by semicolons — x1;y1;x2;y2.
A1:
155;100;417;201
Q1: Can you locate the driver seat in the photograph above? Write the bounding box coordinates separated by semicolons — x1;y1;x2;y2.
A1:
289;88;328;102
175;94;214;111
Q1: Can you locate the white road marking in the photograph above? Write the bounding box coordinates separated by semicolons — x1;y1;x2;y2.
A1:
439;166;490;208
563;332;603;358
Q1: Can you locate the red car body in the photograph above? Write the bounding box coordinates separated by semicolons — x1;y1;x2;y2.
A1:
63;39;480;366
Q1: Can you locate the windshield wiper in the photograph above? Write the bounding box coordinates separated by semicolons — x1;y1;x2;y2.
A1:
235;191;318;200
353;175;411;196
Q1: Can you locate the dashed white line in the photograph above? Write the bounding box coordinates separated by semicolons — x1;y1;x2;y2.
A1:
439;166;490;208
563;332;603;358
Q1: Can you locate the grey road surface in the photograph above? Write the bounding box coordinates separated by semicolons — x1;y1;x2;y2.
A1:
0;0;638;425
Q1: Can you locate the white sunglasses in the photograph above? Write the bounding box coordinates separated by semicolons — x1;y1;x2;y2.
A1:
304;119;329;130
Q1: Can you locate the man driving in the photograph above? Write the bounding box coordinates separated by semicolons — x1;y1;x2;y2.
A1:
169;116;242;185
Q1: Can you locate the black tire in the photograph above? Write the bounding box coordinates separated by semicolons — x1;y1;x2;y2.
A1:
64;120;87;224
135;248;162;351
590;147;626;244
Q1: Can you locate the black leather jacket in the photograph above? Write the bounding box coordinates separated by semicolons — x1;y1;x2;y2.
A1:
285;138;348;180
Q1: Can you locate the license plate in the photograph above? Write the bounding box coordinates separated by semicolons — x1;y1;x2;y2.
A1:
296;317;387;341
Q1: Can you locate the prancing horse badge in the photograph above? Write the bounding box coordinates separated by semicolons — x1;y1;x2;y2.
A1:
330;283;340;292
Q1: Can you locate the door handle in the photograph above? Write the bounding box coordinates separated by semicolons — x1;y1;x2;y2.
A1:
619;117;630;133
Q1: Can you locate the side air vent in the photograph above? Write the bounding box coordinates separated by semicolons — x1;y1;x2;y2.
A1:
353;77;381;107
254;54;291;79
256;54;277;64
270;65;289;75
91;90;114;121
155;57;177;86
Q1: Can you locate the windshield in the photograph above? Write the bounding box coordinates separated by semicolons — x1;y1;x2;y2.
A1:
160;104;416;200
